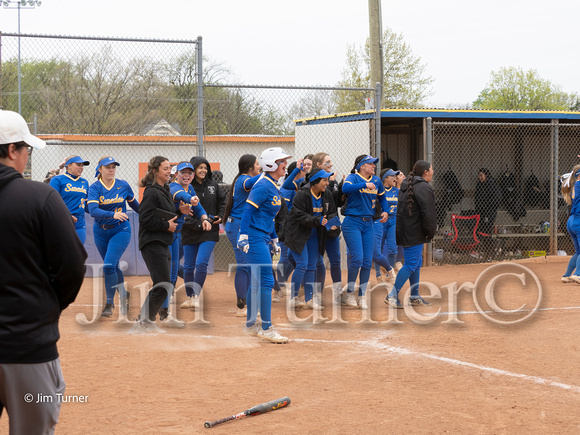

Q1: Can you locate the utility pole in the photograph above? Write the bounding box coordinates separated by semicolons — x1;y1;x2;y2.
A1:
368;0;382;107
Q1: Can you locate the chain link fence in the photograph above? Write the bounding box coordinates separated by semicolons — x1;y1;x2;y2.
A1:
431;121;580;265
0;33;375;273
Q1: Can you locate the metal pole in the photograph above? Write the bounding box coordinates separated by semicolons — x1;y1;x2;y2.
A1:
196;35;204;157
425;117;433;266
550;120;559;255
17;2;21;114
374;82;382;172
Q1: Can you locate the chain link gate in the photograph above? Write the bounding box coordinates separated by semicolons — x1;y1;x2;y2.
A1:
431;120;580;265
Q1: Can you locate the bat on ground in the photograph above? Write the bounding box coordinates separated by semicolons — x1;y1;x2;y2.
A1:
204;396;291;428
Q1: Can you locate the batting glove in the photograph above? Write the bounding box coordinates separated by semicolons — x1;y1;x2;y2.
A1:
237;234;250;253
270;237;280;255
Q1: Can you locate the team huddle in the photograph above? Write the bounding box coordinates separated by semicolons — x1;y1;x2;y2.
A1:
46;148;437;343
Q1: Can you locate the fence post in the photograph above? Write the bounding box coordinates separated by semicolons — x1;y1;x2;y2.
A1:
424;117;433;266
550;119;559;255
374;82;382;172
196;35;204;157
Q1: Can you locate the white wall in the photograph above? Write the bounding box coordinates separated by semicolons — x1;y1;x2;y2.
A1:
32;138;295;189
295;120;371;177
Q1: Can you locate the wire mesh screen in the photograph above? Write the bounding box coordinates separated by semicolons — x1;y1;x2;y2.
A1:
432;121;579;265
0;32;375;273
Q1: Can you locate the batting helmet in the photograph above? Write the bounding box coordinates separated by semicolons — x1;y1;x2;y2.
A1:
259;147;292;172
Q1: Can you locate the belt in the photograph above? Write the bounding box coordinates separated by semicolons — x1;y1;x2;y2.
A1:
355;216;372;222
100;222;122;230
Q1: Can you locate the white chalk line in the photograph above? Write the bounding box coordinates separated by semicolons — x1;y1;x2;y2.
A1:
293;337;580;394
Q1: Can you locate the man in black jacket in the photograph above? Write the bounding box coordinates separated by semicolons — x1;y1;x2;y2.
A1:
0;110;87;434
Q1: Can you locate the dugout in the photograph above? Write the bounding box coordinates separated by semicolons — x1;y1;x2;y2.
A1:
294;109;580;261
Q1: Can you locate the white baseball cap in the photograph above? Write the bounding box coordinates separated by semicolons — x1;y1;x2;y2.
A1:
0;110;46;149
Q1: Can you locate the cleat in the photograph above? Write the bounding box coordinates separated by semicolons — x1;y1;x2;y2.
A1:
257;326;288;343
357;296;368;310
191;295;200;309
101;303;114;318
376;275;387;284
158;307;169;321
236;306;247;317
290;296;306;309
561;276;573;283
341;292;358;308
161;315;185;329
272;290;284;303
132;318;166;334
305;299;323;311
180;296;193;309
569;275;580;284
394;262;403;272
243;323;259;336
409;296;431;306
385;296;403;309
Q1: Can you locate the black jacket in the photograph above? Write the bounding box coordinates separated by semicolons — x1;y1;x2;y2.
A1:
396;176;437;247
475;177;502;224
139;181;178;250
0;163;86;364
283;184;337;255
182;156;226;245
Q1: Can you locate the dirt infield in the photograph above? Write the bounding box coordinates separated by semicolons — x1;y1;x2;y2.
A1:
2;256;579;434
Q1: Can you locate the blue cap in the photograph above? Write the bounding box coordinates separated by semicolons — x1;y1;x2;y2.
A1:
381;169;400;182
95;156;120;177
65;156;90;166
309;168;334;183
177;162;194;172
356;155;379;170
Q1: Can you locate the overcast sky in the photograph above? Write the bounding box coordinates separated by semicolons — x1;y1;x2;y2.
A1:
0;0;577;107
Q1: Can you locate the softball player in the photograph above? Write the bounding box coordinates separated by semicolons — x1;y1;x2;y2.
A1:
341;155;389;309
285;168;336;310
88;156;139;318
238;147;291;343
223;154;262;316
49;155;90;243
164;161;209;319
561;165;580;283
385;160;436;308
374;168;400;283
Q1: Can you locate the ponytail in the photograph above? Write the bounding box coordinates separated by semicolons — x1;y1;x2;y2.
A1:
223;154;257;222
562;164;580;205
407;160;431;217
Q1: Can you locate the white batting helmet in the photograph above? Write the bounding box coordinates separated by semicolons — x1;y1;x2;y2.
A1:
259;147;292;172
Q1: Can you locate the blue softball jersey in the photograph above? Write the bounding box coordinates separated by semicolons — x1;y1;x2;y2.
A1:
572;180;580;216
87;179;139;226
342;172;389;217
230;174;261;219
49;173;89;228
384;186;400;216
170;181;207;231
240;174;281;236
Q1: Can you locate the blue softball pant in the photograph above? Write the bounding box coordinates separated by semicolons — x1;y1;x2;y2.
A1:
246;230;275;330
289;229;322;302
388;243;423;299
163;231;184;309
324;234;342;285
374;217;397;276
93;220;131;304
564;215;580;277
183;241;216;298
225;218;250;301
342;215;374;296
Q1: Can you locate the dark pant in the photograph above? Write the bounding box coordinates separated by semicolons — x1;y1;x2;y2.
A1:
140;242;172;321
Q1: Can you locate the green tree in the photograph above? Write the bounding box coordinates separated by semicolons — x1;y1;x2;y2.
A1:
334;27;434;112
473;67;575;111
